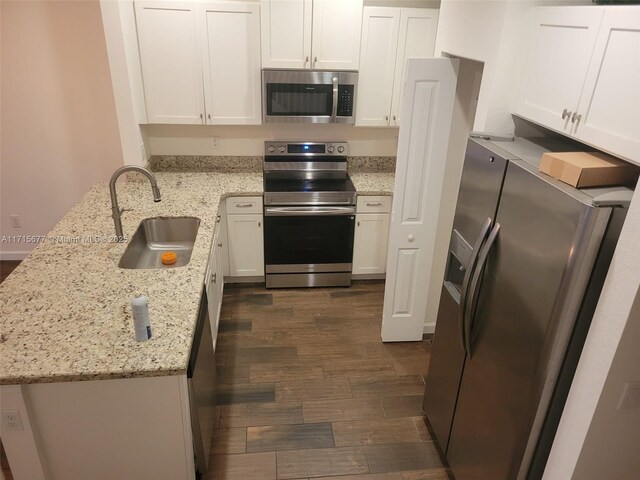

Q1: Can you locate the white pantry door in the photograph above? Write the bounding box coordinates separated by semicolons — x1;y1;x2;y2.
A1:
381;58;459;342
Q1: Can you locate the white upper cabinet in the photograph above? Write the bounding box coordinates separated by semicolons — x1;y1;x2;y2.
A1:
515;6;640;164
390;8;439;126
261;0;312;68
135;0;261;125
311;0;363;70
260;0;363;70
573;8;640;163
135;1;204;124
200;2;261;124
356;7;438;127
515;7;603;133
356;8;400;126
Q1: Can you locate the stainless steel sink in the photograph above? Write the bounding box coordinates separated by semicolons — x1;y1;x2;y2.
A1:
118;217;201;269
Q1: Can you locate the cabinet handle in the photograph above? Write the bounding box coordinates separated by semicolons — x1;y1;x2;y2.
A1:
216;215;221;223
571;112;582;124
211;272;217;284
393;115;397;122
366;202;383;207
236;203;254;208
357;221;360;227
561;108;571;120
313;56;317;67
207;114;211;120
385;115;389;122
305;56;309;66
217;242;222;247
258;221;261;227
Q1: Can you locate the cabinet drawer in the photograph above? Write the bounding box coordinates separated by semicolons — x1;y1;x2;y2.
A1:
356;195;392;213
226;196;263;214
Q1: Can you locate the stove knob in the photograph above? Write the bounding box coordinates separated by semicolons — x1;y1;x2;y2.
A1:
278;145;286;153
327;145;335;153
267;145;275;153
337;146;345;153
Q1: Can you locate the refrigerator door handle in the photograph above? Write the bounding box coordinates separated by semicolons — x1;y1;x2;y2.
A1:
465;222;501;357
459;217;493;351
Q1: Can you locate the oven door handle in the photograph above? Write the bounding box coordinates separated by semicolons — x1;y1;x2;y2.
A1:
265;206;356;216
331;76;339;122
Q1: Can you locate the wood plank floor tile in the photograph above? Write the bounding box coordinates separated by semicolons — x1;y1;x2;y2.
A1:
316;474;403;480
205;452;276;480
216;332;276;347
220;402;303;428
332;418;422;446
217;365;251;385
412;417;431;442
303;398;385;424
218;320;252;333
231;346;298;364
211;428;247;455
401;468;450;480
366;342;431;360
251;363;324;383
381;396;424;419
350;376;425;399
247;423;334;453
277;446;369;479
322;358;396;379
223;293;273;306
270;290;332;306
276;378;352;402
392;356;429;376
297;342;368;361
216;383;276;405
365;443;441;474
274;331;345;347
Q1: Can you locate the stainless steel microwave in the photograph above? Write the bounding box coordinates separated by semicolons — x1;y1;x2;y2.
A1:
262;70;357;124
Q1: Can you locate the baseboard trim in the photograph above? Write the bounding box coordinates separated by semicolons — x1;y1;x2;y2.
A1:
423;322;436;335
0;250;31;261
351;273;386;280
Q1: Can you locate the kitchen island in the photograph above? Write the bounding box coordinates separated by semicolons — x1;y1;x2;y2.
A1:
0;164;394;479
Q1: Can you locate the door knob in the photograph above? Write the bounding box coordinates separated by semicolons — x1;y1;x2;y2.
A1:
408;234;415;242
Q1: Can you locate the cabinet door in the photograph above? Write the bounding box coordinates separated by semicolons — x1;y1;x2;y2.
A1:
227;214;265;277
311;0;363;70
381;58;458;342
200;2;261;124
135;1;205;124
261;0;312;69
514;7;604;133
573;7;640;164
353;213;390;275
355;7;400;127
390;8;439;126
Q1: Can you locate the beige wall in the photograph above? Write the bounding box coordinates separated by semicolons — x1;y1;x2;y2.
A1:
0;0;123;259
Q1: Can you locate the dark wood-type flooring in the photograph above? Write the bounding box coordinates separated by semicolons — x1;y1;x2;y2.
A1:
206;281;447;480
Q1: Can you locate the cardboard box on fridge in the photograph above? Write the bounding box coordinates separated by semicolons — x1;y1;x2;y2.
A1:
539;151;638;188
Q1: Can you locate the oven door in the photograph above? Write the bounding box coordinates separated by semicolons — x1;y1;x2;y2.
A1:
264;206;355;273
262;70;356;124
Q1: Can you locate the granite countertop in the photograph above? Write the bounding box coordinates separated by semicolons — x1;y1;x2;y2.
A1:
0;163;394;385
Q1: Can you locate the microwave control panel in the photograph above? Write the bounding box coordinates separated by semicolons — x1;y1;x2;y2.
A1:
337;85;354;117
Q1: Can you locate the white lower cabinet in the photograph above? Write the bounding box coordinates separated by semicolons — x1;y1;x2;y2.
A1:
352;196;392;276
225;196;264;277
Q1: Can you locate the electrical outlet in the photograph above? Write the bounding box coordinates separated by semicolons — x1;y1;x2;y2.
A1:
1;410;24;431
211;136;220;150
10;215;20;228
618;381;640;410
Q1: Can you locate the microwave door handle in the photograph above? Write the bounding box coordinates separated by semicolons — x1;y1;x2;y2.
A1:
331;76;338;122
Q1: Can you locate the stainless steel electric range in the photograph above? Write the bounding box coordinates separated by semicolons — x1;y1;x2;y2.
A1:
263;141;357;288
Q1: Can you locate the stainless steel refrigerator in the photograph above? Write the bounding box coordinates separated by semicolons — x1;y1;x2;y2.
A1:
423;135;633;480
